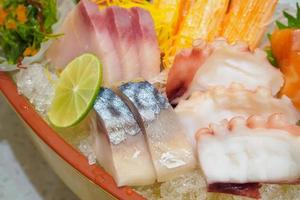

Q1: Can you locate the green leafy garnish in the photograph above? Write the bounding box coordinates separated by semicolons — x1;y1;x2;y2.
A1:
276;3;300;29
265;47;278;67
0;0;57;64
265;3;300;67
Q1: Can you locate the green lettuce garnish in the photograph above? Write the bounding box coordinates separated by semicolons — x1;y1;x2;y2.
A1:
0;0;57;64
266;3;300;67
276;3;300;29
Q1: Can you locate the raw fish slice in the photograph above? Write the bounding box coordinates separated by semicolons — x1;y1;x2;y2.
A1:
46;0;123;84
130;8;161;79
196;114;300;185
105;7;140;80
46;1;161;85
92;88;156;186
45;7;85;69
116;81;196;182
175;84;300;150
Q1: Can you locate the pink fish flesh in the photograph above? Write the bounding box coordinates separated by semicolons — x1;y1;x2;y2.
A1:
46;0;160;85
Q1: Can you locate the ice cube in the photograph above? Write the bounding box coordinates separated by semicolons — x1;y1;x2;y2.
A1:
16;64;57;114
78;136;97;165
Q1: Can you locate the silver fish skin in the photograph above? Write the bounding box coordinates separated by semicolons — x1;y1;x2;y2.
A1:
92;87;156;186
117;81;197;182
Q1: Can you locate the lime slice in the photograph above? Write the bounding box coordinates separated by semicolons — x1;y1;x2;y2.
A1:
48;54;102;128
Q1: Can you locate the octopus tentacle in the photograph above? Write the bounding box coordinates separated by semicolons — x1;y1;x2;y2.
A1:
197;114;300;185
176;84;300;150
166;39;284;101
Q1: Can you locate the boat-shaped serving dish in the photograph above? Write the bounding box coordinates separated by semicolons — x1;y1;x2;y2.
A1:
0;72;140;200
0;0;299;199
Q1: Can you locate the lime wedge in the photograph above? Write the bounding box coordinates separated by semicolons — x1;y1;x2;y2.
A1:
48;54;102;128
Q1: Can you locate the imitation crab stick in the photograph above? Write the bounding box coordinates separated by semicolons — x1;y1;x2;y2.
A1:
220;0;278;50
174;0;229;50
162;0;229;67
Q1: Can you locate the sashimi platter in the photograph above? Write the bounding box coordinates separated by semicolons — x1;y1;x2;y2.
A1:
1;0;300;199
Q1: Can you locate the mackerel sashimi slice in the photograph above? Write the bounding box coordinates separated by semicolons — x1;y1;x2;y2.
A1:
46;0;160;85
92;88;156;186
117;81;197;182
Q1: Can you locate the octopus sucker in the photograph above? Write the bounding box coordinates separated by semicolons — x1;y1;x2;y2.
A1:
175;84;300;150
196;114;300;185
92;88;156;186
116;81;197;182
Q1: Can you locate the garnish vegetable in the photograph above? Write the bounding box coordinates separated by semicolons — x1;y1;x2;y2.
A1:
270;3;300;109
0;0;57;64
48;54;103;128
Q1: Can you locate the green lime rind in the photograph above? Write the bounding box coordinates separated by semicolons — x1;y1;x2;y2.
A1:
48;53;102;128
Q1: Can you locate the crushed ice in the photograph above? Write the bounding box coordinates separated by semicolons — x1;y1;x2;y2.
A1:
16;64;57;114
78;136;97;165
159;152;186;169
135;169;208;200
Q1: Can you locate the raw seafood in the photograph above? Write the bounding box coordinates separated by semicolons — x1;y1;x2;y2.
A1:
105;6;140;79
92;88;156;186
175;84;300;150
174;0;229;49
166;41;212;102
208;183;261;199
116;81;196;182
131;7;161;79
196;114;300;185
220;0;278;50
189;41;284;96
166;40;284;101
46;0;160;85
152;0;277;68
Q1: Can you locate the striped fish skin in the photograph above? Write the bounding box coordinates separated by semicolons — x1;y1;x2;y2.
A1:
92;88;156;186
117;81;197;182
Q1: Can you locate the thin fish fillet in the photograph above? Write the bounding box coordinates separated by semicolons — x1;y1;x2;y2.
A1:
104;6;141;80
130;7;161;79
46;0;122;84
117;81;196;182
92;88;156;186
46;0;160;85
